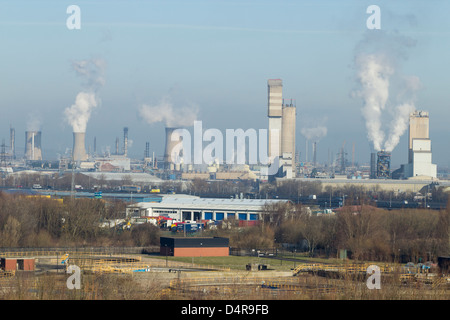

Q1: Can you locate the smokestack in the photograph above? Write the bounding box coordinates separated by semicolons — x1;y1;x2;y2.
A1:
10;127;15;159
164;127;183;170
370;152;376;179
312;141;317;167
25;131;42;161
123;127;128;156
115;137;119;155
145;142;150;158
72;132;88;162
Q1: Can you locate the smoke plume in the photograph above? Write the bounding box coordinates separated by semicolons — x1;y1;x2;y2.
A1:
301;126;327;142
64;58;106;133
352;31;419;152
139;96;199;127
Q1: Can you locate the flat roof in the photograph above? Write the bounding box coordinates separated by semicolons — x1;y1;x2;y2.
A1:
132;197;290;212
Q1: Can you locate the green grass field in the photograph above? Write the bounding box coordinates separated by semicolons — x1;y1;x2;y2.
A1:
148;253;345;272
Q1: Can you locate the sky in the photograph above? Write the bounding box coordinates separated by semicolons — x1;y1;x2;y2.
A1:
0;0;449;170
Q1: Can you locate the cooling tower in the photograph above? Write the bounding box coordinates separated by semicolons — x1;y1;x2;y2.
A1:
72;132;88;162
164;127;181;169
25;131;42;161
281;102;296;159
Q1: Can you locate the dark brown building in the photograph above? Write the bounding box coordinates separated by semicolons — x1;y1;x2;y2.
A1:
160;237;229;257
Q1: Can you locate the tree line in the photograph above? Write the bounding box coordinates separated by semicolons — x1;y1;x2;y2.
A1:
208;201;449;263
0;192;160;248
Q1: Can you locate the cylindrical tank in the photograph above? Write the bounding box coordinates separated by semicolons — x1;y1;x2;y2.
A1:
73;132;88;162
25;131;42;161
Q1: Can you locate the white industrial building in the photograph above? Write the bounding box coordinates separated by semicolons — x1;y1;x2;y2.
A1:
126;195;290;223
403;138;437;179
266;79;297;179
402;110;437;179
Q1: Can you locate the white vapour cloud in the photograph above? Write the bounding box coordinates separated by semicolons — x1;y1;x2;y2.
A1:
352;31;420;152
27;113;42;131
301;126;327;142
64;58;106;133
139;96;199;128
354;52;393;151
64;92;98;133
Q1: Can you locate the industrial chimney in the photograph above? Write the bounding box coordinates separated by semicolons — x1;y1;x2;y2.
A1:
123;127;128;156
25;131;42;161
312;141;317;167
72;132;88;162
10;127;15;159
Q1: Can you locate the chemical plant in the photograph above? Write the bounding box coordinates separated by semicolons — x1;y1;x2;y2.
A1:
0;79;446;198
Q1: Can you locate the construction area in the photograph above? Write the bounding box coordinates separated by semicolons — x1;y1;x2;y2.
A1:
0;248;448;300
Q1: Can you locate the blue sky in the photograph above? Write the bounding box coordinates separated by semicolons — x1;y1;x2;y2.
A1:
0;0;449;169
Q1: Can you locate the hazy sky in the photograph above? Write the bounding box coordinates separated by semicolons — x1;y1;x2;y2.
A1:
0;0;449;169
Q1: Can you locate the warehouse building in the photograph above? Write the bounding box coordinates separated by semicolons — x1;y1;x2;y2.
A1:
127;196;291;223
160;236;229;257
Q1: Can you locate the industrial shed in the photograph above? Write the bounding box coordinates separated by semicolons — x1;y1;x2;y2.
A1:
128;196;291;223
1;257;35;271
160;237;229;257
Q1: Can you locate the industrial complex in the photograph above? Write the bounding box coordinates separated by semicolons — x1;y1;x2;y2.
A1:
0;78;445;196
0;78;449;301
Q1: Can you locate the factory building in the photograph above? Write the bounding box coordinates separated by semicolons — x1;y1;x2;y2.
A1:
402;111;437;179
126;196;291;223
267;79;283;160
376;150;391;179
267;79;297;179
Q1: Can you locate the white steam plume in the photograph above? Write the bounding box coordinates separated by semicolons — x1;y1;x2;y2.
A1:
301;126;327;142
352;31;419;152
139;96;199;127
27;113;42;132
354;52;393;151
64;58;106;133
